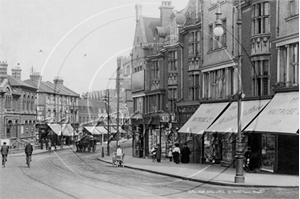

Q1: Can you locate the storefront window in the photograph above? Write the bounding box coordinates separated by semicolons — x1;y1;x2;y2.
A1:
204;133;222;163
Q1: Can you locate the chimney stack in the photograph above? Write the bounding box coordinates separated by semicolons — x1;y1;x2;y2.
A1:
54;77;64;85
135;4;142;22
0;61;8;83
159;1;174;28
30;72;42;82
11;63;22;80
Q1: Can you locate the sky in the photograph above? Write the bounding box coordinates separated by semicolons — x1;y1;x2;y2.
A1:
0;0;189;95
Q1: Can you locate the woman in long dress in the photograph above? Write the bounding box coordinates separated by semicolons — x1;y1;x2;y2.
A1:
172;143;180;164
181;143;190;163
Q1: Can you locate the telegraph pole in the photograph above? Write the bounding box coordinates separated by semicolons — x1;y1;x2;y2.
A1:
107;89;110;156
116;57;121;147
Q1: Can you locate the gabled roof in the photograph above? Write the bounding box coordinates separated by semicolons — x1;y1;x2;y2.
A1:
7;76;37;90
142;17;161;44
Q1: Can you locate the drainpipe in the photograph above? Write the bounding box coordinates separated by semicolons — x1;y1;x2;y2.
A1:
180;46;184;98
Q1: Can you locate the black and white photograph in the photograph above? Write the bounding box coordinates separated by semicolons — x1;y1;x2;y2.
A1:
0;0;299;198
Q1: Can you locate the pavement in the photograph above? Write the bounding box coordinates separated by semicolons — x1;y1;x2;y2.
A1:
97;141;299;188
8;141;299;188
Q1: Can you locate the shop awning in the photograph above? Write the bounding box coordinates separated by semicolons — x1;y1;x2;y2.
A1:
61;124;74;136
84;126;107;135
48;124;61;136
206;99;270;133
245;92;299;134
48;124;74;136
178;102;229;134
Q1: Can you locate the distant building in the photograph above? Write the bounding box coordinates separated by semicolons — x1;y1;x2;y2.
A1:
24;73;80;147
0;62;37;146
78;98;106;125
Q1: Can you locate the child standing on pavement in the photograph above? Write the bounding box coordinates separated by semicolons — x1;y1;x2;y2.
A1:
168;147;173;162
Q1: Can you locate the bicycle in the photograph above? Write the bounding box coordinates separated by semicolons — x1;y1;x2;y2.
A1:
26;153;31;168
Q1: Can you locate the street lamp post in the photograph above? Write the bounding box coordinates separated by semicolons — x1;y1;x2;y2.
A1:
213;0;244;183
234;0;244;183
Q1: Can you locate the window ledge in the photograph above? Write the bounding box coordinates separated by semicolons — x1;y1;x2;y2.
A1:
285;14;299;22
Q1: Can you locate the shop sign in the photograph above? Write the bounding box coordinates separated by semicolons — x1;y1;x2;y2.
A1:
159;113;170;123
37;105;45;121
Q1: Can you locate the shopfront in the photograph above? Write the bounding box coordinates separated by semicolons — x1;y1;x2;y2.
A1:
206;99;270;167
146;112;171;158
178;102;229;164
245;92;299;174
130;113;144;157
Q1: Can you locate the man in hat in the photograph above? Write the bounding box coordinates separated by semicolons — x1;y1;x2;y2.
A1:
1;142;9;166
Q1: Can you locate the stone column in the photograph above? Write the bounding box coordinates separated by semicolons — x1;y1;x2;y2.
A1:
285;45;290;87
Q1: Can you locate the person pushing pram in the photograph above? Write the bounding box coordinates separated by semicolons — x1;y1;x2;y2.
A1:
112;145;125;167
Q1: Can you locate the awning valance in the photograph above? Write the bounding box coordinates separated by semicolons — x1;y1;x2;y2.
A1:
178;102;229;134
245;92;299;134
206;99;270;133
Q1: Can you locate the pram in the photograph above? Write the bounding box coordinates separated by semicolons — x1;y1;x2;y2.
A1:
112;152;125;167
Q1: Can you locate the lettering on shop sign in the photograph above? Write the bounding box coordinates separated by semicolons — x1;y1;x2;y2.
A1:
205;109;213;113
267;108;298;115
290;97;298;104
270;120;281;126
243;105;264;116
192;117;213;123
228;105;237;111
215;115;237;125
191;126;198;131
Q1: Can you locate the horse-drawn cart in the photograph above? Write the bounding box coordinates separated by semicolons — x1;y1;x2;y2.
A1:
75;135;96;152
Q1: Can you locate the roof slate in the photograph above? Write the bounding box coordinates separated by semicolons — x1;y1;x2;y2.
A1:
8;76;37;90
24;79;79;97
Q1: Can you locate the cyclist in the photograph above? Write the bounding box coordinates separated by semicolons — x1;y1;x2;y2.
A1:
1;142;9;167
25;142;33;165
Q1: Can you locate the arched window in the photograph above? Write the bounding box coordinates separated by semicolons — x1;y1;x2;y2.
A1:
27;95;30;112
126;65;131;75
23;94;26;111
4;87;12;110
31;96;34;111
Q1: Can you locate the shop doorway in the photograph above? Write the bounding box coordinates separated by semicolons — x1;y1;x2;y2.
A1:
261;134;275;172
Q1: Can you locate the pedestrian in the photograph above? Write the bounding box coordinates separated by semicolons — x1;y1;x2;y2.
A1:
156;144;161;162
168;147;173;162
1;142;9;166
48;140;52;154
172;143;180;164
150;145;157;162
181;143;190;163
244;147;251;170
